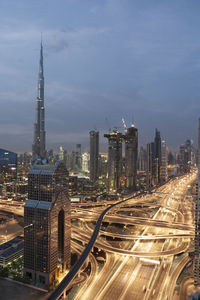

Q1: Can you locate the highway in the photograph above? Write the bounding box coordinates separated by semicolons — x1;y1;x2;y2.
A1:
72;211;194;231
68;171;196;300
47;191;143;300
0;172;196;299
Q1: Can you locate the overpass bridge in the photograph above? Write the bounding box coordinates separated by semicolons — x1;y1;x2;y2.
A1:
47;192;141;300
152;191;196;198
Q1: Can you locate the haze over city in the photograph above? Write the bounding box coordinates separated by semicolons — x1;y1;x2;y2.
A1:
0;0;200;152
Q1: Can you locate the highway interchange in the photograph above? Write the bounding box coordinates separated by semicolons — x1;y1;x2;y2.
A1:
69;172;196;300
0;171;197;299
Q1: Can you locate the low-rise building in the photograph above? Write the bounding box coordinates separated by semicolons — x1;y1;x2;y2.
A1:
0;236;23;266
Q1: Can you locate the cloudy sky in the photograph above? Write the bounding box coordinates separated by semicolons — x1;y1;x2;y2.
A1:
0;0;200;153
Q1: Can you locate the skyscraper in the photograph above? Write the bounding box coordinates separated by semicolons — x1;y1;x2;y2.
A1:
138;146;147;171
59;146;67;167
146;142;154;189
75;144;82;170
82;152;90;172
104;131;123;193
154;128;161;182
0;149;17;182
24;159;71;288
124;125;138;191
194;118;200;285
184;139;196;168
178;144;190;174
161;140;168;183
32;42;46;159
90;130;99;182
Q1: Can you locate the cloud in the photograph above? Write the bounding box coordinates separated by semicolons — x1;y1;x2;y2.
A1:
45;26;110;55
0;1;199;152
0;24;110;55
46;39;69;54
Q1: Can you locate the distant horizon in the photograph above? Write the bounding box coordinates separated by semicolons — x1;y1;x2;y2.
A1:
0;132;193;155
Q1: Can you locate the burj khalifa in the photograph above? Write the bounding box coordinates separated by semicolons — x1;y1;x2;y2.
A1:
32;42;46;159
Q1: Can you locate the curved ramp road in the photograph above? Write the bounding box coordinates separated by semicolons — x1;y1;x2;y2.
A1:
47;193;140;300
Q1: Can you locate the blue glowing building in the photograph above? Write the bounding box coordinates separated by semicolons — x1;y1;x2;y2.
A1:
0;148;17;180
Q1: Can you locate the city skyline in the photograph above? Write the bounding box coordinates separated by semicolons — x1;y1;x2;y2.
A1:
0;0;200;153
0;1;200;299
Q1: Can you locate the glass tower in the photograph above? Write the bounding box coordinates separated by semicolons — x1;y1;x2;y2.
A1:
124;125;138;191
90;130;99;182
104;131;123;193
24;159;71;288
32;42;46;159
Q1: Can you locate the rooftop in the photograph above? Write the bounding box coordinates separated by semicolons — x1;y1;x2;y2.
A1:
25;199;52;210
30;160;60;175
0;236;23;259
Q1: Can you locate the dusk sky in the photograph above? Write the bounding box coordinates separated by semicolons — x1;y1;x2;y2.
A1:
0;0;200;153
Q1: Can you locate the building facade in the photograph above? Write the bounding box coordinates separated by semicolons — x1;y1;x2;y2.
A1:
124;125;138;191
154;128;161;183
0;148;17;181
160;140;168;183
146;143;154;189
146;129;162;189
0;236;23;266
32;42;46;159
59;146;67;167
90;130;99;182
75;144;82;170
178;143;191;174
82;152;90;172
24;159;71;288
138;146;147;171
104;131;123;193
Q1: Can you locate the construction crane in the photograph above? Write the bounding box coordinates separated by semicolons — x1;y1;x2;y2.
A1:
122;118;127;132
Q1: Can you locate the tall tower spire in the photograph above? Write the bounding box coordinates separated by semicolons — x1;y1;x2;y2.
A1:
32;41;46;159
38;40;44;100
